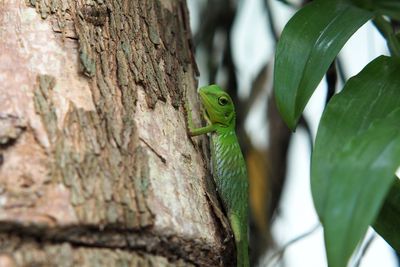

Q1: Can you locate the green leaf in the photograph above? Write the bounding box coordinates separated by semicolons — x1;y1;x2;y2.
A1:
353;0;400;20
323;110;400;267
311;56;400;216
373;177;400;253
274;0;371;130
311;56;400;267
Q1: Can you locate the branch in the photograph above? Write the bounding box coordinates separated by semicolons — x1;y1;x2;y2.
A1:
353;233;376;267
265;224;320;266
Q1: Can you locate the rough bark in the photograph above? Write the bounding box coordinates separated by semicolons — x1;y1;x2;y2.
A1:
0;0;230;266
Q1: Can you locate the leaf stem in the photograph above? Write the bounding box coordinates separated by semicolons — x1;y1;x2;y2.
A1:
373;16;400;58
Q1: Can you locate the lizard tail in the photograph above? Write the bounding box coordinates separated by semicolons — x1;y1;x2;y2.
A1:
236;236;249;267
230;214;250;267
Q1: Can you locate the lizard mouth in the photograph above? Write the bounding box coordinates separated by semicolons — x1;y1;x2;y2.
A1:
204;109;211;121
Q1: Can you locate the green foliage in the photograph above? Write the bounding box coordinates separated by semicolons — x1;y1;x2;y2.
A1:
374;178;400;253
274;0;400;266
356;0;400;19
312;56;400;266
274;0;371;130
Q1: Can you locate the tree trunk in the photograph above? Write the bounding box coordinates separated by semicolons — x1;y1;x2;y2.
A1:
0;0;231;266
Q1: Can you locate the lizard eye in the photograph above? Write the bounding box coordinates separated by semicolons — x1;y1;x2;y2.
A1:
218;96;229;106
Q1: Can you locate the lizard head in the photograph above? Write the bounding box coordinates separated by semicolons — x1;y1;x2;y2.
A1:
198;84;235;128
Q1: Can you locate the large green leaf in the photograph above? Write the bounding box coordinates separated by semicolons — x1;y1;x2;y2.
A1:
373;177;400;253
274;0;371;130
323;110;400;267
311;56;400;267
311;56;400;215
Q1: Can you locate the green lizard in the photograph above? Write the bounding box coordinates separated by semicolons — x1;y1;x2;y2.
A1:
186;84;249;267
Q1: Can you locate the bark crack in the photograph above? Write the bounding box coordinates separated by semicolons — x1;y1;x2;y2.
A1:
0;222;220;266
139;137;167;164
